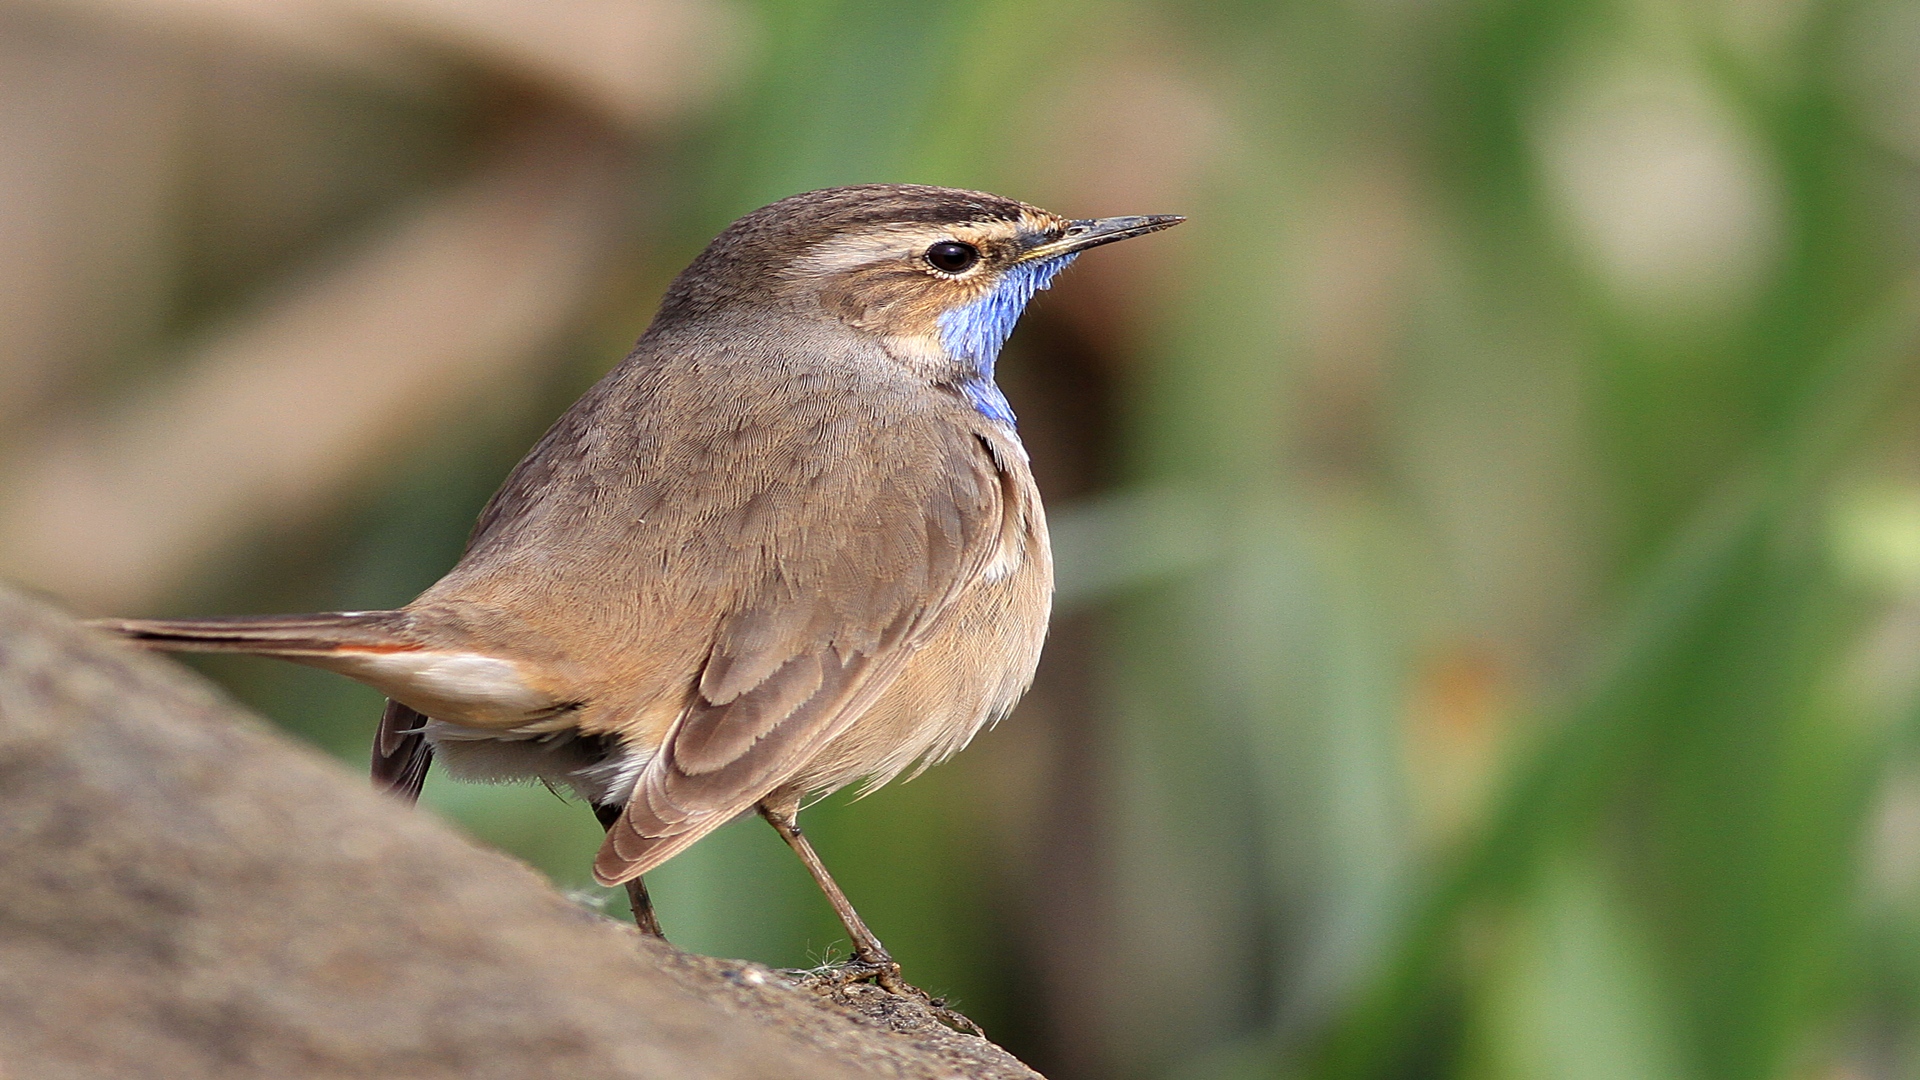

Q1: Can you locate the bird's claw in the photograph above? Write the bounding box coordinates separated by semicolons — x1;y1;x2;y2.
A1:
787;954;986;1037
800;953;900;990
923;996;986;1038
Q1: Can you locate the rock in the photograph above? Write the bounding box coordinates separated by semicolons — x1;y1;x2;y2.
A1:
0;586;1041;1079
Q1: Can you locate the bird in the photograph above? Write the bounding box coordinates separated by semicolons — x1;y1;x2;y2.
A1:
93;184;1182;987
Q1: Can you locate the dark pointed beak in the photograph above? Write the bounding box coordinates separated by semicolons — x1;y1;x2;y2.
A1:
1018;214;1185;262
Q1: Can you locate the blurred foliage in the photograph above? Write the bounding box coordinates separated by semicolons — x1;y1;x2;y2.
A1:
11;0;1920;1077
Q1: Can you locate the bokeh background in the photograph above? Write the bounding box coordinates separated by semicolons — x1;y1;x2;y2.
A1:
5;0;1920;1076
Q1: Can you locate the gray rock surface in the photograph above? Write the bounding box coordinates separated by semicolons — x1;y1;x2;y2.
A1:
0;586;1041;1079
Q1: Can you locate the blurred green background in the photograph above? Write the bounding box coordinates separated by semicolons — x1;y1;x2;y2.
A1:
5;0;1920;1076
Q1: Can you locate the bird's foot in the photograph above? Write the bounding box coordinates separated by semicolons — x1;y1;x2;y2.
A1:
787;954;985;1037
788;952;899;991
923;996;987;1038
852;953;911;994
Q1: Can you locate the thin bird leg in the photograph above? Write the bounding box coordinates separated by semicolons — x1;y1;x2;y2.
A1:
759;803;986;1035
593;803;664;938
757;802;904;987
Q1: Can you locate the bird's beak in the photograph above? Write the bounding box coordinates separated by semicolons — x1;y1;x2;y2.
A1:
1017;215;1185;262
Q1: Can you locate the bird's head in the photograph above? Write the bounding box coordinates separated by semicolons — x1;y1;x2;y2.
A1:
658;185;1182;425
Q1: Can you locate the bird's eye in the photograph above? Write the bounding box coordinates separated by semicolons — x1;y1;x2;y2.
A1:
925;241;980;274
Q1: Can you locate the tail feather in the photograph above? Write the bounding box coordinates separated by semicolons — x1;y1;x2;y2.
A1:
88;611;414;656
372;699;434;803
93;611;439;801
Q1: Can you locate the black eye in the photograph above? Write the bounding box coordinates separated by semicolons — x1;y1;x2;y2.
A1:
926;241;980;274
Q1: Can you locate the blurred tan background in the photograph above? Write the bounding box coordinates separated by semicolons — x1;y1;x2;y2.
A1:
5;0;1920;1078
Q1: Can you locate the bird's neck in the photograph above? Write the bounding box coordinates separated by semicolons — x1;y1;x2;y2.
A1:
933;253;1078;427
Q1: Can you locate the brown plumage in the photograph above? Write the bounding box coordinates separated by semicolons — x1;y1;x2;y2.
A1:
94;184;1181;985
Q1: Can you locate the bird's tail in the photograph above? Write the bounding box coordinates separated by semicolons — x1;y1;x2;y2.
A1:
88;611;414;656
91;610;438;803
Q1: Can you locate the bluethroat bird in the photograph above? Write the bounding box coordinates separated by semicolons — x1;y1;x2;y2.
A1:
95;185;1182;986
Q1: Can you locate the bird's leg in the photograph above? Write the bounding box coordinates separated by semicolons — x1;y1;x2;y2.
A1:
759;802;985;1035
757;802;906;990
620;876;665;939
593;803;664;938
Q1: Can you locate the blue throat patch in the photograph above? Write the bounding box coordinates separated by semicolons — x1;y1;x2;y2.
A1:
935;252;1079;426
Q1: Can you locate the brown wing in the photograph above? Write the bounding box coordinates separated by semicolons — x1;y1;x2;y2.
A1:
593;430;1022;886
